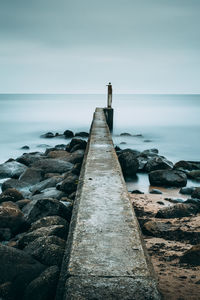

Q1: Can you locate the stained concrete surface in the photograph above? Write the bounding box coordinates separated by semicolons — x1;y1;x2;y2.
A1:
57;108;161;299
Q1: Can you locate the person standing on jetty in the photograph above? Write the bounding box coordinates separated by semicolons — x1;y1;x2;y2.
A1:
107;82;112;108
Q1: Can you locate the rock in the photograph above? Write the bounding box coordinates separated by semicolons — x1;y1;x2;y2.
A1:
136;156;148;171
47;150;71;160
75;131;89;137
0;202;26;234
67;138;87;153
16;152;45;166
192;187;200;199
185;198;200;206
144;139;152;143
22;198;73;224
0;188;24;203
187;170;200;180
1;178;31;199
30;176;63;194
23;266;59;300
71;162;82;175
24;236;66;267
30;187;65;201
37;144;51;148
16;199;31;209
63;130;74;138
118;151;139;177
19;167;44;185
59;174;78;195
47;149;84;164
149;170;187;187
40;132;54;138
141;149;159;156
30;216;68;231
150;189;163;194
174;160;200;171
155;203;199;218
31;159;73;174
143;220;171;236
120;142;126;145
131;190;144;194
115;146;121;152
120;132;132;136
18;225;67;249
0;228;12;241
0;161;27;179
0;244;45;299
164;198;185;204
179;186;195;195
21;145;30;150
180;245;200;266
144;156;173;172
55;144;67;150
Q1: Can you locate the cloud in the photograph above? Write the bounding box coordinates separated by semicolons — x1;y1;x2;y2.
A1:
0;0;199;93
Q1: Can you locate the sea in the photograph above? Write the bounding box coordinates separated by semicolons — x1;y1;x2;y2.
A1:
0;94;200;194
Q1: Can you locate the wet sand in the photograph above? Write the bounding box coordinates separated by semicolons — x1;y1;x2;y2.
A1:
130;193;200;300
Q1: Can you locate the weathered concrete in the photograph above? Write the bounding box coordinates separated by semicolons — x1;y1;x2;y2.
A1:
56;108;161;300
104;107;113;131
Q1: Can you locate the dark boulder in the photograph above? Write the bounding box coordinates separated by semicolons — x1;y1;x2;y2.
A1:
16;152;45;166
155;203;199;218
141;149;159;156
118;151;139;177
18;225;67;249
143;220;171;236
21;145;30;150
71;162;82;175
1;179;31;198
149;170;187;187
187;170;200;180
30;215;68;231
47;150;71;160
0;201;26;234
31;159;73;174
120;132;132;136
16;199;31;209
0;244;45;299
179;186;195;195
180;244;200;266
67;138;87;153
192;187;200;199
22;198;73;224
0;228;12;241
149;189;162;194
0;188;23;203
30;187;65;201
144;156;173;173
59;174;78;195
24;236;66;267
0;161;27;179
19;167;44;185
40;132;55;138
75;131;89;137
174;160;200;171
47;149;84;164
30;176;63;194
63;130;74;138
23;266;59;300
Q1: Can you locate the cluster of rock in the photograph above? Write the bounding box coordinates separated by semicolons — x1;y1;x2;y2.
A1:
116;147;200;193
0;137;87;300
40;130;89;139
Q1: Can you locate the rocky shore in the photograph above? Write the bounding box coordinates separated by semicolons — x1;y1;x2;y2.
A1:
0;129;200;300
0;131;88;300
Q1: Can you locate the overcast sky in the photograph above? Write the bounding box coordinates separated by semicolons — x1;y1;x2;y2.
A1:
0;0;199;93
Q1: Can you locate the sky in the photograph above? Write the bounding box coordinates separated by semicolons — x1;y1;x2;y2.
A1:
0;0;200;94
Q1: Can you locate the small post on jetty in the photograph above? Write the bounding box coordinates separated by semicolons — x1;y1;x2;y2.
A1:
104;82;114;132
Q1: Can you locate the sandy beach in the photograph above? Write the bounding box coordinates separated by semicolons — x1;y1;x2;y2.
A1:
130;193;200;300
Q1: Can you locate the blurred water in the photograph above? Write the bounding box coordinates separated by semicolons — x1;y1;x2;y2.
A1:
0;94;200;164
0;93;200;193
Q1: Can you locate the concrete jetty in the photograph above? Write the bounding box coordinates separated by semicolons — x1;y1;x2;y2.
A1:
56;108;161;299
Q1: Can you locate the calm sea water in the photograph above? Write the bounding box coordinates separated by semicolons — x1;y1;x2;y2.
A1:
0;94;200;193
